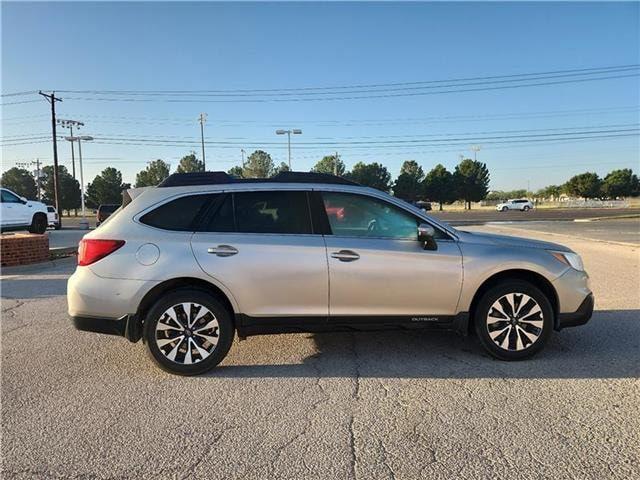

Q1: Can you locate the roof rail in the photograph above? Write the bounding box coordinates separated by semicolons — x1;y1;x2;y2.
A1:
157;171;359;188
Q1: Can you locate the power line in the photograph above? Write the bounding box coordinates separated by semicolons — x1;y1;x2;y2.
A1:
55;64;639;94
16;105;635;128
0;99;42;106
5;122;637;144
55;67;639;98
0;90;39;98
58;73;640;104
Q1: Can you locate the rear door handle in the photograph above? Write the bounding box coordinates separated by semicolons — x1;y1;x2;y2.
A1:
330;250;360;262
207;245;238;257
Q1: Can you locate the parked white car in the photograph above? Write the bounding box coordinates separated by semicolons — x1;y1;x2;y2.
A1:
47;205;62;230
496;199;534;212
0;188;49;234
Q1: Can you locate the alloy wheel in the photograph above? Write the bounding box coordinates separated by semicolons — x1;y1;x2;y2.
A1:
486;293;544;351
155;303;220;365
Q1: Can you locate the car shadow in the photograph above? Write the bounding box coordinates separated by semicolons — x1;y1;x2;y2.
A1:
209;309;639;379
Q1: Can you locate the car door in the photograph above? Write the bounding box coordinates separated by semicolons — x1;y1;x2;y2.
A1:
1;189;24;226
319;190;463;323
191;189;329;324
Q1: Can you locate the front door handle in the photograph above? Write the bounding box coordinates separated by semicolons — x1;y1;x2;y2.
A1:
207;245;238;257
330;250;360;262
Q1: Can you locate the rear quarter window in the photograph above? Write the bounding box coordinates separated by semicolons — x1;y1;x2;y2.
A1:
140;194;216;231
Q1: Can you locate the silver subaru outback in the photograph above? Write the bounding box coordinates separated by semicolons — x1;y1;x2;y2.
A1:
67;172;593;375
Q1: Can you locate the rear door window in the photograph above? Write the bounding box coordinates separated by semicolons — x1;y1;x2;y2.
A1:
234;191;312;234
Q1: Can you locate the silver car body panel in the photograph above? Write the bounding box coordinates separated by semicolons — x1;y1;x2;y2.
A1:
68;181;592;325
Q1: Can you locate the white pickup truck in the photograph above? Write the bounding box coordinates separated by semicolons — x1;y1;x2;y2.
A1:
0;188;49;234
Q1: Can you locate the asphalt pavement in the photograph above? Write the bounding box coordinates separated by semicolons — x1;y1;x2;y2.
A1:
481;218;639;245
1;224;638;479
430;207;640;225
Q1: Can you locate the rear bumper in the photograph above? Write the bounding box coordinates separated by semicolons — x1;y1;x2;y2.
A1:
71;314;142;342
557;293;594;330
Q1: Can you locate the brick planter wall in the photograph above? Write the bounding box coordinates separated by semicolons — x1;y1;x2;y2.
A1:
0;233;50;267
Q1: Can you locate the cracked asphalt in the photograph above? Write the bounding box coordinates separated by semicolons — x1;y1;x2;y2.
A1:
1;225;639;479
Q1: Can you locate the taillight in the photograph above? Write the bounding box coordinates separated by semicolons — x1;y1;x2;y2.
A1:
78;239;125;266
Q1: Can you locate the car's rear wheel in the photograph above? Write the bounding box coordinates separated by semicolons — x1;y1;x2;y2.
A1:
523;205;531;211
474;280;553;360
144;289;234;375
28;213;47;234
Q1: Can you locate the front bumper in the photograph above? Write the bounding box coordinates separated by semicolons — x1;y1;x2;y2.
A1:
557;293;594;330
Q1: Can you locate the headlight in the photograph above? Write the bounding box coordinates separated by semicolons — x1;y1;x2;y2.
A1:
550;251;584;271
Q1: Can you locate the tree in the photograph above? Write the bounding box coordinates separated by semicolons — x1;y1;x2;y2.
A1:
486;189;528;201
228;166;244;178
535;185;562;201
453;159;490;209
345;162;391;191
393;160;425;202
243;150;275;178
423;164;456;211
0;167;37;199
41;165;81;212
86;167;129;208
273;162;290;176
311;155;346;176
563;172;602;199
176;153;204;173
135;159;170;187
601;169;639;198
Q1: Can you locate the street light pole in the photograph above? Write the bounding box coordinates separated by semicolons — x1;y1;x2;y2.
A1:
241;148;246;167
471;145;481;161
57;119;84;179
198;113;207;171
275;129;302;169
66;135;93;229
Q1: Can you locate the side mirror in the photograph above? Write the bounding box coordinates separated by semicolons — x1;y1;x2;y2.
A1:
418;223;437;251
19;196;28;204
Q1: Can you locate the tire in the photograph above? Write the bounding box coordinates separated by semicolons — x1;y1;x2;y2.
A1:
523;206;530;211
501;206;508;212
28;213;47;234
474;280;553;360
144;289;235;375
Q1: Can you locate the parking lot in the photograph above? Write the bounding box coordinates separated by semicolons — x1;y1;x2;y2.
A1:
2;220;639;479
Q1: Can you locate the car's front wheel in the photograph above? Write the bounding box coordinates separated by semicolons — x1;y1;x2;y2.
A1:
144;289;235;375
474;280;553;360
500;206;508;212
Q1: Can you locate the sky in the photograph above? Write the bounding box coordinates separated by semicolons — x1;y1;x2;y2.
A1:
2;1;639;191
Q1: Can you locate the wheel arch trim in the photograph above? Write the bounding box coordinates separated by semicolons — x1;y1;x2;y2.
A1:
134;277;239;339
467;269;560;333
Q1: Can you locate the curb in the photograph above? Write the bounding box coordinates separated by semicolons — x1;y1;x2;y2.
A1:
49;246;78;260
479;224;638;248
574;214;640;223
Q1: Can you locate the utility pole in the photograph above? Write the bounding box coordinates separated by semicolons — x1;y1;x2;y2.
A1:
334;151;340;175
241;148;246;167
39;91;62;224
198;113;207;171
57;119;84;179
